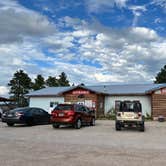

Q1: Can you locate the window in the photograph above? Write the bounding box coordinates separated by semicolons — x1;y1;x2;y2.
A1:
50;102;59;108
119;101;142;112
54;105;73;111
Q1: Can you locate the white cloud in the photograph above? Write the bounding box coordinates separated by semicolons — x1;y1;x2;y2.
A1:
154;18;162;24
0;0;55;44
152;0;166;10
85;0;128;13
128;5;147;27
130;27;158;41
0;86;9;96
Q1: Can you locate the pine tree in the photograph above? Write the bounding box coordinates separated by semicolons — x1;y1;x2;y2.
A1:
8;70;32;107
155;65;166;83
58;72;70;86
32;74;45;90
46;76;59;87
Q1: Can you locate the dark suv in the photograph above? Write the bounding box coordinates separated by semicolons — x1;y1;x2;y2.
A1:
51;104;95;129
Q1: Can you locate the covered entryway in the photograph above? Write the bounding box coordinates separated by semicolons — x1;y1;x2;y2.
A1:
62;87;105;117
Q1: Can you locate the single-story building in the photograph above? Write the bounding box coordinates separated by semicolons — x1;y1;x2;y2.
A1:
26;83;166;119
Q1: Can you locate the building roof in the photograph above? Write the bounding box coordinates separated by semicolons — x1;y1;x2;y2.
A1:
87;84;166;95
0;97;14;102
26;83;166;97
26;87;70;97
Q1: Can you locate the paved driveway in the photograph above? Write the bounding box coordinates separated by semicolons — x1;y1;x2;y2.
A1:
0;120;166;166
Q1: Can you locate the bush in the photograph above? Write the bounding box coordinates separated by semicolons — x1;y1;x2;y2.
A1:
145;112;152;121
97;108;116;120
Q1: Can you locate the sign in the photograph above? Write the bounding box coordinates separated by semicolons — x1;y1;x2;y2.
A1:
161;88;166;94
72;90;89;95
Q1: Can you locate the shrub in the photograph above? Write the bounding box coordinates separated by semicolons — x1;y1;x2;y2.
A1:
97;108;116;120
145;112;152;120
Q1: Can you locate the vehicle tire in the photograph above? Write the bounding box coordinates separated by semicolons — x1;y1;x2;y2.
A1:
74;119;82;129
52;123;59;129
26;118;35;126
7;122;14;127
115;121;121;131
90;117;95;126
139;123;145;132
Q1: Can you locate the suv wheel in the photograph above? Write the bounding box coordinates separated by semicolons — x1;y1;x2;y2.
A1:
74;119;82;129
90;117;95;126
139;122;145;132
52;123;59;129
115;121;121;131
7;122;14;127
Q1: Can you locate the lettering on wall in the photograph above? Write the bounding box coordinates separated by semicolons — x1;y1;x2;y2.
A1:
72;90;89;95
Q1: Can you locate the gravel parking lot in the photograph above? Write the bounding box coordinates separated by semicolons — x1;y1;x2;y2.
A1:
0;120;166;166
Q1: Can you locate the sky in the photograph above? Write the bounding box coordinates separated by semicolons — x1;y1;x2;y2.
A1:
0;0;166;96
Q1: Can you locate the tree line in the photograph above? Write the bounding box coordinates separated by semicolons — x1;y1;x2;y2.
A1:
8;70;70;107
7;65;166;107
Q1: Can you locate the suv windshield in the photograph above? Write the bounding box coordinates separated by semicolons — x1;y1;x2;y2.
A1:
120;102;141;112
54;105;73;111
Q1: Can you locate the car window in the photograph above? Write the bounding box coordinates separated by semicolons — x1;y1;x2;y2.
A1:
54;105;73;111
76;105;83;112
39;109;48;115
84;107;90;113
80;106;87;112
31;108;41;115
120;102;141;112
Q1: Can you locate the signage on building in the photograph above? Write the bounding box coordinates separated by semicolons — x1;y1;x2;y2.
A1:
161;88;166;94
72;90;89;95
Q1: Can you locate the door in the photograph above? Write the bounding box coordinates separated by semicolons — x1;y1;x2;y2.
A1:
38;109;50;123
31;108;44;124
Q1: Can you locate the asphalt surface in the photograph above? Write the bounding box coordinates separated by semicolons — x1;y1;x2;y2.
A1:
0;120;166;166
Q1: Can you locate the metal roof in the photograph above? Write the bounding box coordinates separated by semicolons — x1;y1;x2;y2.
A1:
87;84;166;95
26;83;166;97
26;87;70;96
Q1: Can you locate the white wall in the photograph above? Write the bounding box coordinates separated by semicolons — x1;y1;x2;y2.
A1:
29;97;64;113
105;95;152;116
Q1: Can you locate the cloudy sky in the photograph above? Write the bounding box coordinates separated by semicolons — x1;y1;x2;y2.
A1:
0;0;166;96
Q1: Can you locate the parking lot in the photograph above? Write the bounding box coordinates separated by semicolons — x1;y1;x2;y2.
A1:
0;120;166;166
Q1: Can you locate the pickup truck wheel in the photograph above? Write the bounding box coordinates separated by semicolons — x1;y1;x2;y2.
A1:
74;119;82;129
115;121;121;131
